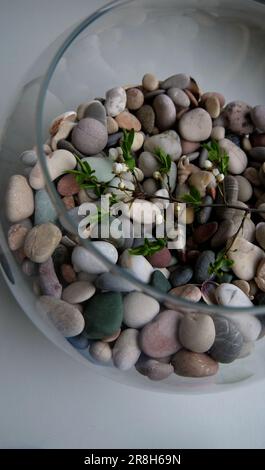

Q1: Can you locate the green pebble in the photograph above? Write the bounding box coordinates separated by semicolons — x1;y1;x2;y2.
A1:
83;292;123;339
150;270;172;293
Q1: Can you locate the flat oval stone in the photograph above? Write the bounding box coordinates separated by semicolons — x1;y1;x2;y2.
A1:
106;116;119;134
251;105;265;131
126;88;144;110
6;175;34;223
234;175;253;202
169;266;193;287
138;151;160;177
136;105;155;134
72;242;118;274
24;223;62;263
215;283;253;307
112;328;141;371
194;250;215;284
105;86;127;117
166;285;201;307
123;292;160;328
20;150;38;166
209;315;244;363
150;270;172;293
248;147;265;162
81;155;114;182
218;138;247;174
201;91;225;107
115;110;141;131
153;95;177;131
8;221;31;251
227;237;265;281
39;257;62;298
147;247;172;268
62;281;96;304
161;73;190;90
39;296;85;337
89;341;112;363
179;314;216;353
222;312;261;342
71;118;108;155
167;87;190;108
95;271;135;292
83;100;107;125
144;130;182;161
57;174;80;196
83;292;123;339
142;73;159;91
172;350;219;377
136;355;174;381
139;310;182;358
224;101;253;134
205;95;221;119
178;108;212;142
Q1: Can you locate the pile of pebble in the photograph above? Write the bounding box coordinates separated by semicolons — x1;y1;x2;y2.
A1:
5;72;265;382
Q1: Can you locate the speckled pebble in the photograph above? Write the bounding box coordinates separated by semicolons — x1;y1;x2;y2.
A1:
105;86;127;117
166;285;202;307
136;105;155;134
24;223;62;263
136;355;174;381
172;350;219;378
178;108;212;142
223;101;254;135
39;296;85;337
115;110;141;131
209;315;244;363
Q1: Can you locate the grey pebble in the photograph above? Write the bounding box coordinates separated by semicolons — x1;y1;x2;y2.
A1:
83;100;107;126
248;147;265;162
34;189;57;225
209;315;244;363
197;196;213;224
153;95;177;131
194;250;215;284
170;265;193;287
20;150;38;167
71;117;108;155
144;89;165;100
199;148;209;169
136;105;155;134
57;139;86;159
107;132;123;147
95;271;135;292
161;73;190;90
68;333;90;350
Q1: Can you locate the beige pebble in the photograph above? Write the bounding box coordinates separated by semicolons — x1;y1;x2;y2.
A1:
227;237;265;281
126;88;144;110
38;296;84;337
211;126;225;141
8;220;31;251
49;111;76;136
142;73;159;91
232;280;250;297
205;95;221;118
179;314;216;353
62;281;96;304
29;150;76;190
24;223;62;263
112;329;141;371
242;136;252;152
131;132;144;151
106;116;119;134
115;111;141;131
90;341;112;363
166;285;201;308
5;175;34;223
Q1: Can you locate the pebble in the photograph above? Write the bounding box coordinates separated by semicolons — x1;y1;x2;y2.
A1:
150;270;172;293
153;95;177;131
218;138;248;174
209;316;243;363
256;222;265;250
251;105;265;131
170;265;193;287
197;195;213;224
29;150;76;190
138;151;160;177
119;249;153;283
205;95;221;118
250;133;265;147
62;196;75;210
227;237;265;281
102;329;121;343
20;150;38;166
181;140;200;155
223;101;254;134
115;110;141;131
34;189;57;225
215;283;253;307
179;314;216;353
49;111;76;136
106;116;119;134
22;259;36;277
142;73;159;91
131;132;144;151
126;88;144;110
142;178;159;195
105;86;127;117
39;257;62;298
7;221;31;251
51;121;76;151
222;312;261;342
112;329;141;371
139;310;182;358
254;258;265;292
211;126;225;141
89;341;112;363
57;174;80;196
129;199;161;225
95;271;135;292
136;105;155;134
39;296;84;337
57;139;85;159
172;350;219;378
234;175;253;202
144;130;182;161
107;131;123;147
193;222;218;244
6;175;34;223
72;242;118;274
135;355;174;381
147;248;172;268
24;223;62;263
83;292;123;339
232;280;250;297
71;118;108;155
82;100;107;125
61;264;76;284
68;333;89;350
178;108;212;142
249;147;265;162
81;155;114;182
161;73;190;90
194;250;215;283
166;285;201;307
123;292;160;328
167;87;190;108
62;281;96;304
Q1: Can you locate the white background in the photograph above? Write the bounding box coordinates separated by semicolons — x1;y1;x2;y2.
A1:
0;0;265;449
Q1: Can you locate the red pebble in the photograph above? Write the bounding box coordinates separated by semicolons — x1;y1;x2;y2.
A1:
62;195;75;209
57;174;80;196
250;134;265;147
147;247;172;268
193;222;218;244
61;263;77;284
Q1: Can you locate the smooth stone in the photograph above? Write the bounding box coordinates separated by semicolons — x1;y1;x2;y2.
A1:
112;329;141;371
34;189;57;225
6;175;34;223
7;220;31;251
181;140;200;155
255;258;265;292
232;280;250;297
24;223;62;263
227;237;265;281
105;86;127;117
162;160;177;192
251;105;265;131
150;270;172;293
95;271;135;292
83;292;123;339
106;116;119;134
131;132;144;151
20;150;38;166
39;296;84;337
166;285;201;308
209;315;243;363
119;249;153;283
123;292;160;328
57;174;80;196
179;314;216;353
147;247;172;268
62;281;95;304
136;105;155;134
61;264;77;284
107;131;124;147
115;110;141;131
138;151;159;177
144;130;182;161
224;101;253;134
81;155;114;183
193;222;218;244
139;310;182;358
248;147;265;162
161;74;190;90
167;87;190;108
234;175;253;202
172;350;219;378
219;139;248;174
256;222;265;250
72;242;118;274
197;195;213;224
215;283;253;307
211;126;225;141
142;73;159;91
142;178;159;195
71;118;108;155
135;355;174;381
194;250;215;284
83;100;107;125
201;91;225;107
205;95;220;119
39;257;62;298
68;333;90;350
126;88;144;110
57;139;86;159
170;266;193;287
222;313;261;342
29;150;76;190
178;108;212;142
153;95;177;131
89;341;112;363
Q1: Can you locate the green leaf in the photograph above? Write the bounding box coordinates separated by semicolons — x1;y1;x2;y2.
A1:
208;250;234;280
181;186;202;209
121;129;135;170
129;238;167;257
154;147;172;175
202;140;229;175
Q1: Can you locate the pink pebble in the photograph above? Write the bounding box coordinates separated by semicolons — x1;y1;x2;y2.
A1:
62;195;75;209
57;174;80;196
147;247;172;268
61;264;77;284
180;139;200;154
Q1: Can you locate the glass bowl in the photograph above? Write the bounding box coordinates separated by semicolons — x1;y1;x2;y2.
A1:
1;0;265;394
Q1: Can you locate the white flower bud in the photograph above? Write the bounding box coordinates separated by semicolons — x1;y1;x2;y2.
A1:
109;148;119;161
153;171;162;180
113;162;128;175
212;168;220;176
118;181;125;190
216;173;225;183
203;159;213;170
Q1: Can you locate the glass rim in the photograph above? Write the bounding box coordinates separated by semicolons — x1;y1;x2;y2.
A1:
35;0;265;315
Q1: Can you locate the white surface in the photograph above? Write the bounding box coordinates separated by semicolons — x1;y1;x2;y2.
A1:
0;0;265;449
